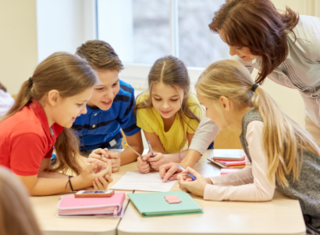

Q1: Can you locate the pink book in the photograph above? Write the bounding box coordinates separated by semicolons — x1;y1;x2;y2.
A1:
57;192;125;216
220;168;241;175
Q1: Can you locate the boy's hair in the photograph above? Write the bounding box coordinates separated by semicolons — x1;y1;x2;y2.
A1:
0;167;43;235
209;0;299;84
1;52;97;175
196;59;320;187
135;55;201;151
76;40;124;71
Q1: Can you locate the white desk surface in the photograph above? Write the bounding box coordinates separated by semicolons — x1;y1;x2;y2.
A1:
117;149;306;235
30;155;137;235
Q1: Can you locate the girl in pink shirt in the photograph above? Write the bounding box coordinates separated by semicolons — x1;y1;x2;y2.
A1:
178;60;320;233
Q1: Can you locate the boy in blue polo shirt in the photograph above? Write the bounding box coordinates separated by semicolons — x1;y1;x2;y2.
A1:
73;40;143;171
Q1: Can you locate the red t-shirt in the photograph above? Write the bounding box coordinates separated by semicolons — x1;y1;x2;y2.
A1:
0;100;64;176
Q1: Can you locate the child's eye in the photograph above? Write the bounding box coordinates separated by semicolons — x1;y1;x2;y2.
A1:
112;82;119;87
77;103;84;107
236;47;243;50
171;99;178;102
95;87;104;90
154;98;161;101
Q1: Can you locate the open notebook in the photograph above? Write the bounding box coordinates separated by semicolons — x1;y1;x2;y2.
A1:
128;191;202;216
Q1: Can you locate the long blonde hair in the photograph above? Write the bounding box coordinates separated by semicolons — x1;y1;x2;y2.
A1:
0;167;43;235
1;52;97;175
134;56;201;151
196;60;320;186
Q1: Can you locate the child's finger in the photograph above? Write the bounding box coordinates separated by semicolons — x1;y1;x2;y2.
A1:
93;180;98;190
185;167;201;178
105;175;113;183
96;177;106;190
92;148;108;157
98;176;109;189
147;153;162;162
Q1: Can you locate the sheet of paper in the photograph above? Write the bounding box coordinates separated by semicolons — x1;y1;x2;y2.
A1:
110;172;176;192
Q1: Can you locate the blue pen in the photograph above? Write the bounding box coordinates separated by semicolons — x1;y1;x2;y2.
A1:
147;141;155;158
177;165;196;181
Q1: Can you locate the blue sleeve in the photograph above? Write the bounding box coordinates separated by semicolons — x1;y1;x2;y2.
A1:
119;87;141;136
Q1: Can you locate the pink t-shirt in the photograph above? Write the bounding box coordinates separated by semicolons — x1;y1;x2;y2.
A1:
204;121;275;201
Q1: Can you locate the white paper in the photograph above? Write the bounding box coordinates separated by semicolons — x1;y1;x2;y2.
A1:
110;172;176;192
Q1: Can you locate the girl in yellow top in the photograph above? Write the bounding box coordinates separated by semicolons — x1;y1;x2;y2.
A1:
135;56;203;173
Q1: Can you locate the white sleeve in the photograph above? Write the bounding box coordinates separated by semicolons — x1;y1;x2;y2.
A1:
203;121;275;201
0;90;14;117
189;115;219;155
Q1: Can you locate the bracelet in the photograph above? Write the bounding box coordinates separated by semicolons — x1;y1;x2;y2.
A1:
65;176;74;192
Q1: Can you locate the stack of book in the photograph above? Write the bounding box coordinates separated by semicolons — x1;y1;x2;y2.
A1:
207;153;246;175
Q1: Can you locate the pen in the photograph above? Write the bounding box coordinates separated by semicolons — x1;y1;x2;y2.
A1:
177;165;196;181
147;141;155;157
124;142;143;158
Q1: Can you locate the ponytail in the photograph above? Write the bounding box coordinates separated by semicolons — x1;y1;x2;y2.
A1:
253;88;319;186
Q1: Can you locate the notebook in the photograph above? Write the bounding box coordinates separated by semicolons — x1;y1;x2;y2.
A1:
220;168;241;175
210;153;245;161
128;191;203;216
57;192;125;216
207;158;246;168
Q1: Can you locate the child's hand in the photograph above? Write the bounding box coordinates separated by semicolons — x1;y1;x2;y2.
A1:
88;148;108;173
147;152;166;171
106;150;121;173
177;167;207;197
79;160;112;189
137;156;150;174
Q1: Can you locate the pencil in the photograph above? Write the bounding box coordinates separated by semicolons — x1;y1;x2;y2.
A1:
124;142;143;158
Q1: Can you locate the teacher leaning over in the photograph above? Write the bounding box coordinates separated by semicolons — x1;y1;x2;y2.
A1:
160;0;320;182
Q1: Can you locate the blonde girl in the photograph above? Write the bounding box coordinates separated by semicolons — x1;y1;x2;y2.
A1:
135;56;203;173
0;52;112;195
0;166;43;235
178;60;320;233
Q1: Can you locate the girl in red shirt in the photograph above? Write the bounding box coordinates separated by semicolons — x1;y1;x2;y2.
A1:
0;52;112;195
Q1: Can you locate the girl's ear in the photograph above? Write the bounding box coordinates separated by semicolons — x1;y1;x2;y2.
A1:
219;96;230;111
46;90;60;107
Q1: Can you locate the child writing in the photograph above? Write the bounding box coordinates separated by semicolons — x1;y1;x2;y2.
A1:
0;52;113;196
135;56;203;173
0;166;43;235
73;40;143;171
178;60;320;233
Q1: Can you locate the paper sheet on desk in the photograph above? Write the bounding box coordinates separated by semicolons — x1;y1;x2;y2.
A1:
110;172;176;192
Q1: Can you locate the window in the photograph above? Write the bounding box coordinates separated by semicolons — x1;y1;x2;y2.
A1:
96;0;229;86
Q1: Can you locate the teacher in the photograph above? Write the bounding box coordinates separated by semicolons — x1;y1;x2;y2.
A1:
160;0;320;182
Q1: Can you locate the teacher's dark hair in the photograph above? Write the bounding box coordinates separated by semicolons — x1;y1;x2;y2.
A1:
209;0;299;84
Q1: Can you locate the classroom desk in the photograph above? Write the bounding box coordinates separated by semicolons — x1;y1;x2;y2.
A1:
118;149;306;235
30;156;137;235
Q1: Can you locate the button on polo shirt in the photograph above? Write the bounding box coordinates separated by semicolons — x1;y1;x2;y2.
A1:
0;99;64;176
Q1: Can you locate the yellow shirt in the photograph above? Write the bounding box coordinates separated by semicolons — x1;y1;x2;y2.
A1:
136;93;203;154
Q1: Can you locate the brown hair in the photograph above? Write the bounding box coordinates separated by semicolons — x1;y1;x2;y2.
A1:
76;40;123;71
196;60;320;186
209;0;299;84
1;52;97;175
135;56;201;151
0;166;43;235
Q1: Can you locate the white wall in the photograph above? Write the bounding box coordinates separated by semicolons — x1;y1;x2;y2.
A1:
0;0;38;94
37;0;96;63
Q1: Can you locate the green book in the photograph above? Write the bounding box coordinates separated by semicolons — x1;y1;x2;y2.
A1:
128;191;203;216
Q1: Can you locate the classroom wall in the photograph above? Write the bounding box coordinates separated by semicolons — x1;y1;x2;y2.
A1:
0;0;38;95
